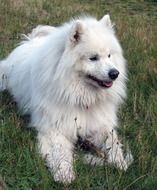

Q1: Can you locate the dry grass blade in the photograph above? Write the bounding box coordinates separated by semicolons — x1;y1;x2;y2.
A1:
123;174;148;190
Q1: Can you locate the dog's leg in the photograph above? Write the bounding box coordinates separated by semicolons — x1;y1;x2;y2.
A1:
83;129;133;170
103;129;133;170
38;131;75;184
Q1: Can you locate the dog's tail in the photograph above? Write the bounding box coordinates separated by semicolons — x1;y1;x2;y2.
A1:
21;25;56;43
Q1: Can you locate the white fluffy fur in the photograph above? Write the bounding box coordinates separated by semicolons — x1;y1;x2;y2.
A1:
0;15;133;183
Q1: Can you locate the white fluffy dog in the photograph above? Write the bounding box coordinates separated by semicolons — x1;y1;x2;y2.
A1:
0;15;133;183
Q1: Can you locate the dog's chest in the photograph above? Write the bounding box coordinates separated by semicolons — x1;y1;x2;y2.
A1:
71;106;107;139
53;103;115;141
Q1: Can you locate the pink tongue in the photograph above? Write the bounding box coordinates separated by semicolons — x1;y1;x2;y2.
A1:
103;81;113;87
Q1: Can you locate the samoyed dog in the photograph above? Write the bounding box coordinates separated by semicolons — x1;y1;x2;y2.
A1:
0;15;133;183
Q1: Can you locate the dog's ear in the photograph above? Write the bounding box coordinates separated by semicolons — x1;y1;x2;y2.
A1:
70;20;85;44
100;14;113;28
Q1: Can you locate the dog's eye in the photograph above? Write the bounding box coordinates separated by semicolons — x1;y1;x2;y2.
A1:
89;55;99;61
108;54;111;58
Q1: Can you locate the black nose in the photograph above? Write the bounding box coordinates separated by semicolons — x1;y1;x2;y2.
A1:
108;69;119;80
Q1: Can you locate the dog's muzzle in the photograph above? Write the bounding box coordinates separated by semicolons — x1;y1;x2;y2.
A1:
86;68;119;88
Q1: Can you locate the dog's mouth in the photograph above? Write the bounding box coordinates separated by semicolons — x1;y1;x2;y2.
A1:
86;74;113;88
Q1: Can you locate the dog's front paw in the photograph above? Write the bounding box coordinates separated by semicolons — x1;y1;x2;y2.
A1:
124;150;134;170
83;153;104;166
53;162;75;184
107;149;133;171
108;156;128;171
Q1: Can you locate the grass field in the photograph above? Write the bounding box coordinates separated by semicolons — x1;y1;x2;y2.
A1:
0;0;157;189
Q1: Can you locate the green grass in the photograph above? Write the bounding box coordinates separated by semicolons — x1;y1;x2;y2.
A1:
0;0;157;189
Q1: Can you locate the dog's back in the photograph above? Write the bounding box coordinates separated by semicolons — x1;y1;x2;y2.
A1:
0;25;55;113
0;25;54;90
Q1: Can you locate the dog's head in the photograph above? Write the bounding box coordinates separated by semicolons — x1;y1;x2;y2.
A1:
61;15;126;91
54;15;127;107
